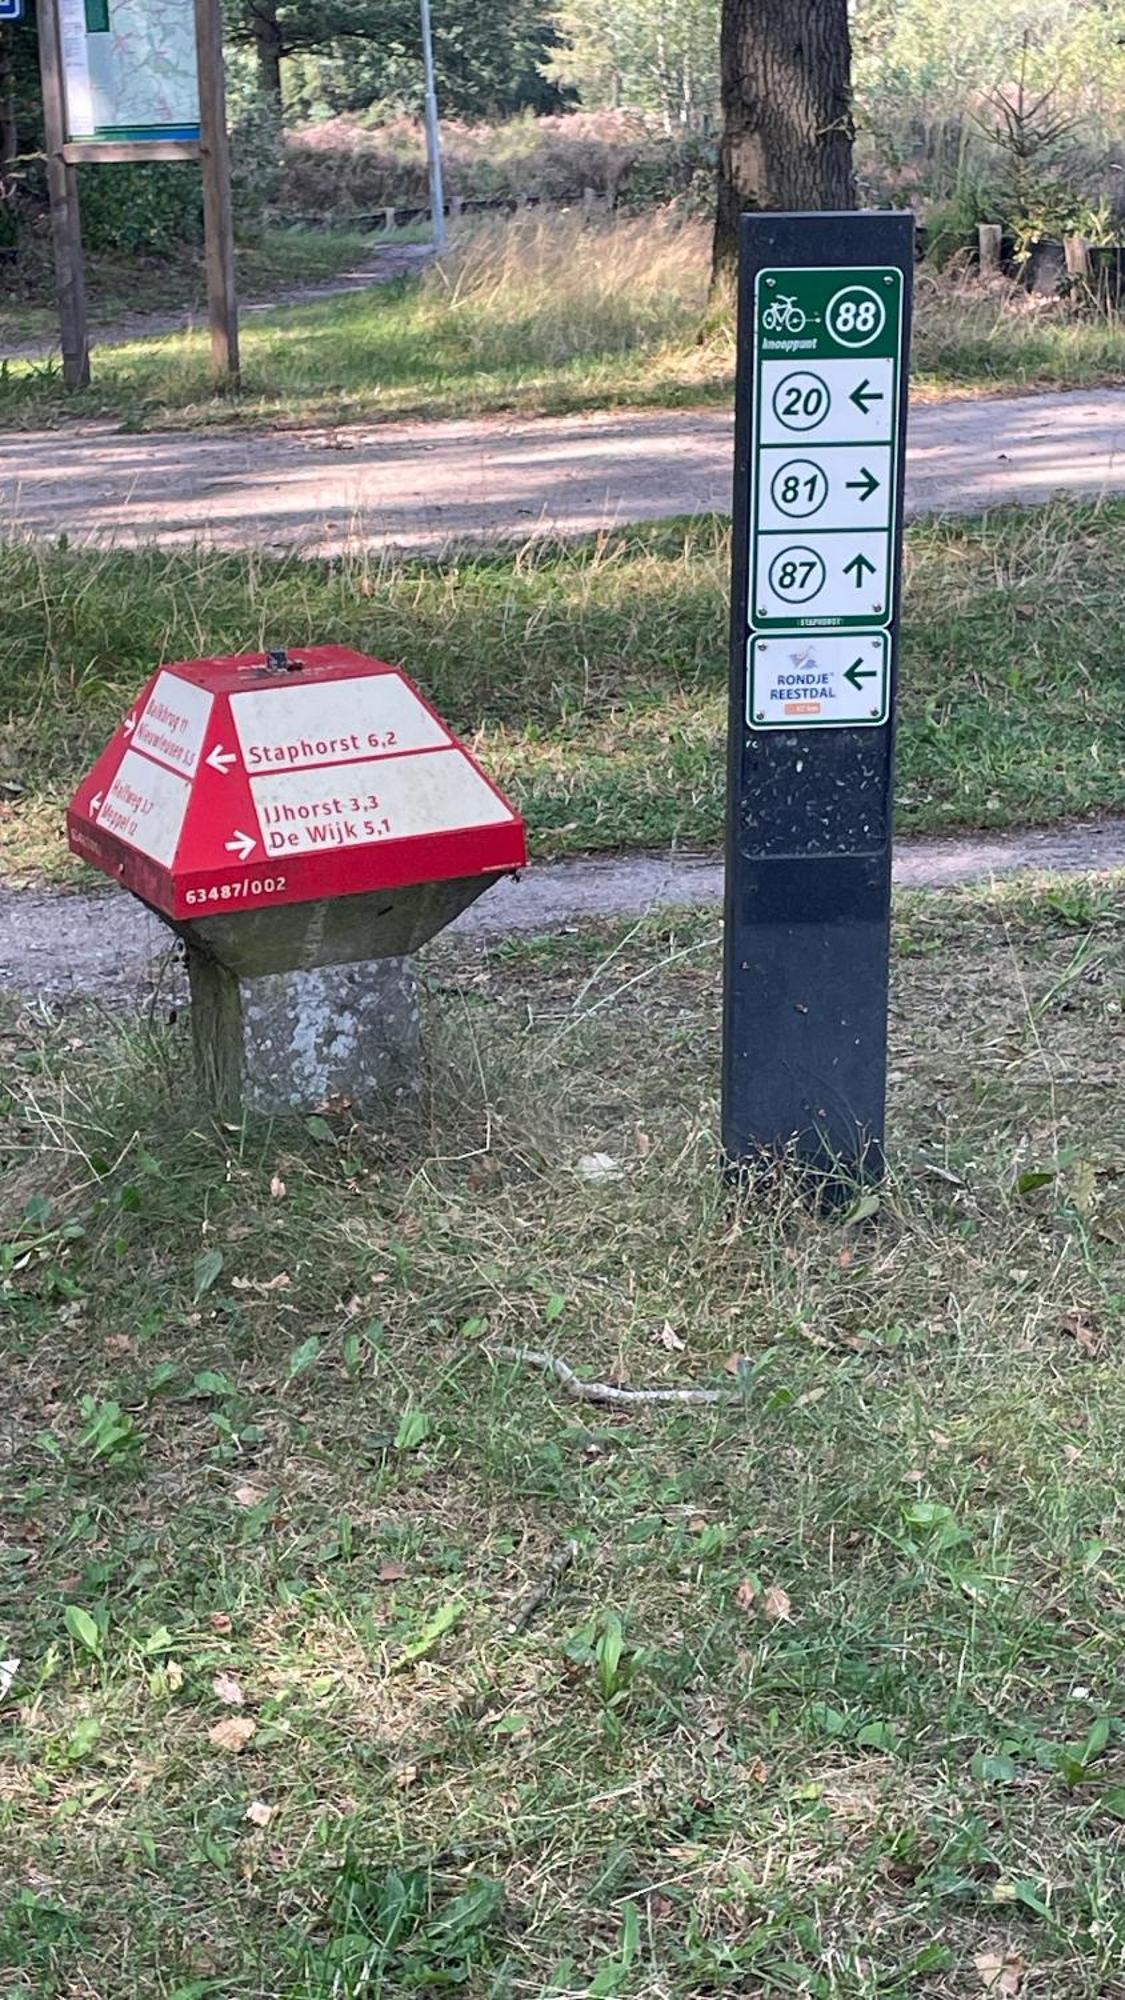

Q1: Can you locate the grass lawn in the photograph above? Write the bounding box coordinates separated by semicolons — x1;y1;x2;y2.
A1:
1;498;1123;888
0;229;387;354
1;216;1122;432
1;878;1124;1995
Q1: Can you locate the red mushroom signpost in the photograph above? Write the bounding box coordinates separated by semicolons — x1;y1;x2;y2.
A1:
69;646;528;1114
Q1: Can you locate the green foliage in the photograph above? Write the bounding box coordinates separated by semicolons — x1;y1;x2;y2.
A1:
238;0;567;121
854;0;1125;223
300;1864;503;1991
77;162;203;257
550;0;719;133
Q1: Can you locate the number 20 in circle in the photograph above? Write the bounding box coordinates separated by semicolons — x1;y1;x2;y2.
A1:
825;285;886;347
771;370;829;431
767;545;826;604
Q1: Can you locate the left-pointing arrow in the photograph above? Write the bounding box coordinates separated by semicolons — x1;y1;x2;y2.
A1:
122;712;136;736
225;830;256;861
849;378;884;416
843;552;877;587
90;791;104;815
206;743;237;774
843;657;879;692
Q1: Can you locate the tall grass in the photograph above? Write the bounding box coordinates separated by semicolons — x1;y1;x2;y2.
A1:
1;210;1122;430
423;210;712;366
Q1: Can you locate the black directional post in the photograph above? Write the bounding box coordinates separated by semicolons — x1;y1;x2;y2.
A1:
722;210;914;1187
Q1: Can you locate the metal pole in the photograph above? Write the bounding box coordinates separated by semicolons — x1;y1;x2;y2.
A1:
419;0;446;253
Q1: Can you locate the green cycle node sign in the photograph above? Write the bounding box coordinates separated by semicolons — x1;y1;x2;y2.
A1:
747;266;904;732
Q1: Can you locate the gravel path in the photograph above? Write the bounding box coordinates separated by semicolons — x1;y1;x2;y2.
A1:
4;819;1122;1005
2;388;1123;555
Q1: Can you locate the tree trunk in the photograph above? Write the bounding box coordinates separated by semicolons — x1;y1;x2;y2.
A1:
711;0;855;289
251;0;284;103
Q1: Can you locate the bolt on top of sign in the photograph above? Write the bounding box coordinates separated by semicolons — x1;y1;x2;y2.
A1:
68;646;527;920
747;264;903;730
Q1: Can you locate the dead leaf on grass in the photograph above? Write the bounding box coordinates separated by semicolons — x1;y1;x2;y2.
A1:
724;1353;751;1376
211;1671;245;1707
209;1612;233;1635
1060;1308;1108;1359
763;1585;794;1623
655;1321;685;1352
376;1562;408;1584
734;1578;758;1613
245;1800;272;1827
975;1950;1027;1996
270;1175;287;1200
208;1715;256;1754
233;1484;268;1509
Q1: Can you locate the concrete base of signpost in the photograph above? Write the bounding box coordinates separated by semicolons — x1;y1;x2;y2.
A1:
187;947;422;1118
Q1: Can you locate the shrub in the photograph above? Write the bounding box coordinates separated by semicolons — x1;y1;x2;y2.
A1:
76;161;203;256
279;110;711;222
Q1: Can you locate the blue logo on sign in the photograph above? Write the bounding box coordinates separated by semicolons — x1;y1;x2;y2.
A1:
0;0;23;20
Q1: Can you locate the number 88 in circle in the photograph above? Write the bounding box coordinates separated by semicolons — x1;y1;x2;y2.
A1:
825;284;886;348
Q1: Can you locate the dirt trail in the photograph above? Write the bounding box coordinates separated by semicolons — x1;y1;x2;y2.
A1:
0;243;433;363
3;818;1122;1005
2;387;1123;554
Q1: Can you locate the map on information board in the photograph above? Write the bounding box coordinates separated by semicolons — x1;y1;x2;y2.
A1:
57;0;200;144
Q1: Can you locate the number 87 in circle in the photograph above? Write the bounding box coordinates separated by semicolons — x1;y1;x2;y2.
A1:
767;545;826;604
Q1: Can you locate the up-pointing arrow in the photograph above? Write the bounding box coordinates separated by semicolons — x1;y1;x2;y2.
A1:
844;656;879;692
843;552;877;588
225;829;256;861
849;379;884;416
206;743;237;774
845;465;879;502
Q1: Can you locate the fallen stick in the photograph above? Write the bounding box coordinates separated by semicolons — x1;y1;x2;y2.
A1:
488;1345;739;1407
509;1539;578;1632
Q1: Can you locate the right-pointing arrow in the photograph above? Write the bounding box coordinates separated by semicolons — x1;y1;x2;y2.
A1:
225;829;256;861
845;465;879;502
844;657;879;693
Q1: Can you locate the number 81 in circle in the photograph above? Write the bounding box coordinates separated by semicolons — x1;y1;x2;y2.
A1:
825;285;886;348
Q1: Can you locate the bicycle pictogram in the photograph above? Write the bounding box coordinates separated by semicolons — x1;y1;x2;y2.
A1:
761;294;807;334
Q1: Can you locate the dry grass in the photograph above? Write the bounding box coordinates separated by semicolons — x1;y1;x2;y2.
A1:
281;109;700;217
3;207;1123;432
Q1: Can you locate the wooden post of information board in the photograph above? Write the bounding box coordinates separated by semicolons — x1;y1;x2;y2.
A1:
194;0;239;385
36;0;90;389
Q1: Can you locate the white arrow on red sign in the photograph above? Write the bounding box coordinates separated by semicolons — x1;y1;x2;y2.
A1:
206;744;237;774
225;829;256;861
122;712;136;736
90;791;104;816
